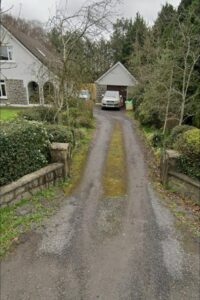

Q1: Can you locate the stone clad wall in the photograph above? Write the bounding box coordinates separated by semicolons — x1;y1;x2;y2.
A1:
6;79;28;105
96;84;107;102
0;163;64;207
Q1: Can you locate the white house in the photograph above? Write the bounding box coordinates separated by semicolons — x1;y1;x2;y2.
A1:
0;23;57;105
95;61;137;103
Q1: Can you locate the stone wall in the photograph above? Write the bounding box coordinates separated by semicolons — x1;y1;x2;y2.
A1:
160;149;200;202
0;142;70;207
0;163;64;206
168;171;200;203
6;79;28;105
95;84;107;102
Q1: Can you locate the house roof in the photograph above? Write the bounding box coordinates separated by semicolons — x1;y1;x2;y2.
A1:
1;23;57;66
95;62;137;86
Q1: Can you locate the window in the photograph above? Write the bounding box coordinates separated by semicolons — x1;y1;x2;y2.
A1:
0;46;13;60
0;80;7;98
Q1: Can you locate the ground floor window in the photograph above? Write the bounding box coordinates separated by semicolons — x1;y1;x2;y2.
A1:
0;80;7;98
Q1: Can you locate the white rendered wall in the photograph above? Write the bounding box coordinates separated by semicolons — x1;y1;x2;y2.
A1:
96;63;137;86
0;26;51;103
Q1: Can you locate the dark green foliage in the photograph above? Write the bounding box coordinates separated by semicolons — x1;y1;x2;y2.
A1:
174;128;200;180
177;155;200;181
150;131;164;148
138;107;162;128
18;106;58;124
0;121;49;186
153;3;177;47
111;14;148;66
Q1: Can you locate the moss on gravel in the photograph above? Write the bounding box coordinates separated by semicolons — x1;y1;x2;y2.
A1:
103;122;127;197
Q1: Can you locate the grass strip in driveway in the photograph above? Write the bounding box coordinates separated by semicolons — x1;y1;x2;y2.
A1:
103;122;126;197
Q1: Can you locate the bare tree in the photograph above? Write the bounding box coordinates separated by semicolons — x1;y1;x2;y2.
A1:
172;15;200;125
47;0;120;121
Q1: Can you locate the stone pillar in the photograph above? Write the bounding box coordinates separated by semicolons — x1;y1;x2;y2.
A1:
50;143;70;178
160;149;180;186
39;84;45;105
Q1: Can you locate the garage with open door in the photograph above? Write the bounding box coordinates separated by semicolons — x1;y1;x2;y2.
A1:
95;61;137;104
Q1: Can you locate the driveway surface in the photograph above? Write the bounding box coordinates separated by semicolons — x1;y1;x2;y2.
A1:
1;107;199;300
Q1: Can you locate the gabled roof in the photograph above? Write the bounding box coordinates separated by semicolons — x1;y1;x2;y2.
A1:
95;62;137;86
1;23;57;66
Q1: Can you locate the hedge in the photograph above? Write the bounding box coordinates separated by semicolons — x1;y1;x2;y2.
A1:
168;125;194;146
174;128;200;180
0;121;49;186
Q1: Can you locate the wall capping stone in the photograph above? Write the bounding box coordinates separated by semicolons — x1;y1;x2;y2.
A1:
0;163;64;207
161;149;200;202
169;171;200;189
0;142;70;207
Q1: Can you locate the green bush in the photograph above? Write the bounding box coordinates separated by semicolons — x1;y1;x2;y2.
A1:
174;128;200;180
74;116;94;129
177;156;200;181
61;102;94;128
175;128;200;158
0;121;49;186
138;107;162;128
18;106;59;124
167;125;194;147
45;125;75;147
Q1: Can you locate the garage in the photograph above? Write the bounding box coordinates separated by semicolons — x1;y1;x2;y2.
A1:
95;61;137;104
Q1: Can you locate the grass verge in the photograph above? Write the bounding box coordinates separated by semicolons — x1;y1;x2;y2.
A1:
128;113;200;238
0;127;94;257
103;122;126;197
63;128;93;194
0;187;60;257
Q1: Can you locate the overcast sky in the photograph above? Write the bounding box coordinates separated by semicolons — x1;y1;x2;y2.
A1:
3;0;181;26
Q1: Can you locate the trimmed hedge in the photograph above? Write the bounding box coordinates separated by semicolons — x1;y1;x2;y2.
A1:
174;128;200;180
169;125;194;145
175;128;200;158
0;121;49;186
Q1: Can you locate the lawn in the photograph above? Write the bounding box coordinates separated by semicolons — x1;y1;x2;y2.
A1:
0;107;23;121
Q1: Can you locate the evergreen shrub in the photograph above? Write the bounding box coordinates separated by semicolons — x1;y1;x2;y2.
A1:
0;121;49;186
175;128;200;180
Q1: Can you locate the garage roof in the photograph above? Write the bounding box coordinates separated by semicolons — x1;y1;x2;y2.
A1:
95;62;137;86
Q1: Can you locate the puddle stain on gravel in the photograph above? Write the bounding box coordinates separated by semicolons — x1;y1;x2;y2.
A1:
95;196;128;240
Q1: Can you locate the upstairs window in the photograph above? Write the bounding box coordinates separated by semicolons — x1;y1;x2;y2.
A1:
0;80;7;98
0;46;13;60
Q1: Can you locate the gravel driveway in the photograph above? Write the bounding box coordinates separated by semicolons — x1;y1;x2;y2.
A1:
1;106;199;300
